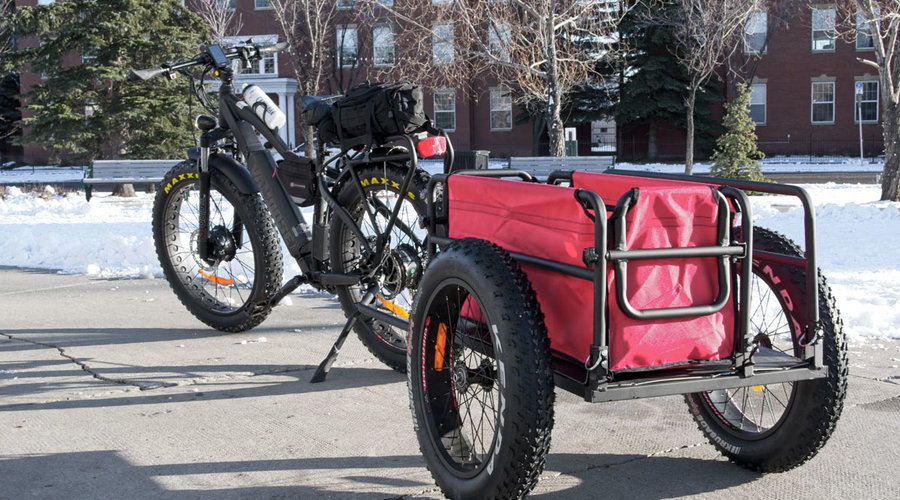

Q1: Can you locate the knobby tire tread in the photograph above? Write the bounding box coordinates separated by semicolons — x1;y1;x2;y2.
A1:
153;161;283;333
686;227;848;472
410;239;554;500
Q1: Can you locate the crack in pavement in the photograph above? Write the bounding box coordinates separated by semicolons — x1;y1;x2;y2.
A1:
543;442;709;480
2;332;178;390
849;373;900;386
2;333;389;394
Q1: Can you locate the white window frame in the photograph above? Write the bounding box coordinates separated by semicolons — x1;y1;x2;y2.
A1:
38;0;55;4
811;7;836;52
854;80;879;123
433;89;456;131
216;0;236;10
490;86;512;131
749;83;766;125
255;0;273;10
337;25;358;68
856;9;878;50
336;0;355;10
373;25;395;67
811;81;835;124
744;11;767;54
432;23;454;65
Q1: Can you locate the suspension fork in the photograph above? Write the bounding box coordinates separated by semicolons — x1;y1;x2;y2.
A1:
197;138;213;265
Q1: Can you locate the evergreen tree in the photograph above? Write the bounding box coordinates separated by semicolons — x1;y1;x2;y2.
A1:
1;0;207;163
710;83;765;182
616;0;720;161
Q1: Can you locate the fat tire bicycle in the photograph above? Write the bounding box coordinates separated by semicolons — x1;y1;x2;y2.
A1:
131;41;452;376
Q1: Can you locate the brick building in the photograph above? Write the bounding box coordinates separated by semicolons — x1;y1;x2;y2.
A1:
621;2;886;162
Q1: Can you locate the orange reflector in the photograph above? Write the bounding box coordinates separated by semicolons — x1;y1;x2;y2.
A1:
377;296;410;318
198;269;235;285
434;323;448;371
752;385;765;392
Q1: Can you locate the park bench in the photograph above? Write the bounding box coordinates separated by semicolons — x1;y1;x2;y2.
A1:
83;159;180;201
507;155;616;177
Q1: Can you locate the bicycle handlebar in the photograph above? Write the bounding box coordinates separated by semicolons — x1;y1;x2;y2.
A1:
127;41;288;82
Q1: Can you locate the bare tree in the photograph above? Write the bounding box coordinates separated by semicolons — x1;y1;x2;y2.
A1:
834;1;900;201
650;0;763;174
190;0;243;43
355;1;477;95
456;0;625;156
269;0;343;153
359;0;624;157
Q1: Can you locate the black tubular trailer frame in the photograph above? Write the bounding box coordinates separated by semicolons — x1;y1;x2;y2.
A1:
425;168;827;403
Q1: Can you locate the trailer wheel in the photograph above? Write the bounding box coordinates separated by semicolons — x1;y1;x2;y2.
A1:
685;227;848;472
408;238;554;499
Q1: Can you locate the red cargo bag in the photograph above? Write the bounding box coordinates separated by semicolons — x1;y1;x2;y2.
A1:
447;172;734;372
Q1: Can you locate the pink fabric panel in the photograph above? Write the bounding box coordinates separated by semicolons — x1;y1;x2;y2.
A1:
447;174;735;371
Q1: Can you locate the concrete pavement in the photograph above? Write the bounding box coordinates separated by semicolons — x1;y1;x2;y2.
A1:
1;268;898;499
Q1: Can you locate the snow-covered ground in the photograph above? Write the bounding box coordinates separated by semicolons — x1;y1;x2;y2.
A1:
1;162;897;342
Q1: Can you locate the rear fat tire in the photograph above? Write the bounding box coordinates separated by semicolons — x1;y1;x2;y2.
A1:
329;164;430;372
408;239;554;499
685;228;848;472
153;160;283;332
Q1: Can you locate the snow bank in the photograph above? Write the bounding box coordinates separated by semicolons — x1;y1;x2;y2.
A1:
1;182;897;341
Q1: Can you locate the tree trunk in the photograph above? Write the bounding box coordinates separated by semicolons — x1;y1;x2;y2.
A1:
303;125;315;158
880;102;899;201
113;183;135;197
648;121;658;161
546;2;565;157
684;89;697;175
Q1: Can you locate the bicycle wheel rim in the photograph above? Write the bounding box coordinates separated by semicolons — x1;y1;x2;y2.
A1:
701;270;799;438
418;278;500;477
340;185;427;349
160;179;261;314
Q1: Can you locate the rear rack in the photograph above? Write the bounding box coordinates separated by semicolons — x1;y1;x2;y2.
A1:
426;168;826;403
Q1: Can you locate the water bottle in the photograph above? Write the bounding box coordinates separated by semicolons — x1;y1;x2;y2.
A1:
242;84;286;131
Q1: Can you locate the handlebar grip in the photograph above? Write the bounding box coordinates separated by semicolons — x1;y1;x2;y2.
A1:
259;41;289;55
128;67;166;82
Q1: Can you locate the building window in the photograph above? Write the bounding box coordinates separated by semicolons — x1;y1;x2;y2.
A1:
373;25;395;66
216;0;236;9
855;80;879;123
749;83;766;124
377;0;393;6
489;23;511;62
37;0;55;4
811;7;836;52
490;87;512;131
856;9;878;50
811;81;835;123
336;0;355;9
337;25;358;67
432;23;454;65
255;0;272;9
434;89;456;131
744;11;767;54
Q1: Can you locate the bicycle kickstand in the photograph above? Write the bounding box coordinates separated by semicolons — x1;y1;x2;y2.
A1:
310;286;378;383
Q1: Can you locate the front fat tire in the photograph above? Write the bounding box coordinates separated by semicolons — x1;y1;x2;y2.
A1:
153;160;283;332
408;239;554;499
685;228;848;472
